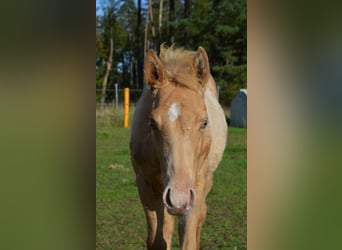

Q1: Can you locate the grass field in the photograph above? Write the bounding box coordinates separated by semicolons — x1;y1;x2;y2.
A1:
96;107;246;249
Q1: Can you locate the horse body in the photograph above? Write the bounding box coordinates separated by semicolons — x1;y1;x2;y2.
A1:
130;45;227;249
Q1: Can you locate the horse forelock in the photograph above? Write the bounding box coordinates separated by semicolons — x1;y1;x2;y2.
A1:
159;45;203;93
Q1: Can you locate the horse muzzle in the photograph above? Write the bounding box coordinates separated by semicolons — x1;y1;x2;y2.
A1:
162;184;196;216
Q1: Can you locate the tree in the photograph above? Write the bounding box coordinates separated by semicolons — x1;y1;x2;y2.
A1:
208;0;247;105
147;0;157;50
183;0;190;47
169;0;175;43
96;1;118;106
117;0;138;87
136;0;144;89
158;0;164;48
96;0;247;106
100;37;113;108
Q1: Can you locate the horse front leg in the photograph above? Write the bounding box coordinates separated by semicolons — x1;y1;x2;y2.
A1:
137;177;175;249
144;205;175;250
178;203;204;250
178;178;210;250
196;202;207;247
161;206;175;249
178;190;207;250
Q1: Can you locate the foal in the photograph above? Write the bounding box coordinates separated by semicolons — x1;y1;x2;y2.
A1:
130;45;227;249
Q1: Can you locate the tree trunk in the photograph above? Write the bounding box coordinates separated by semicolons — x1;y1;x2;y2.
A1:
144;1;149;56
100;38;113;108
137;0;141;87
169;0;175;44
130;50;134;88
158;0;164;49
148;0;156;46
184;0;191;48
136;0;144;89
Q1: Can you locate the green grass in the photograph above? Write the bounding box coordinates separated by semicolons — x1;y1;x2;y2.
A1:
96;108;246;249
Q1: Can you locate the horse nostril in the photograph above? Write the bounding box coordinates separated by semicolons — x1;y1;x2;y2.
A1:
188;188;196;207
163;187;172;208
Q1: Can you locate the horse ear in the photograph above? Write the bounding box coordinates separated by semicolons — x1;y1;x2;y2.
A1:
193;47;210;86
144;49;165;87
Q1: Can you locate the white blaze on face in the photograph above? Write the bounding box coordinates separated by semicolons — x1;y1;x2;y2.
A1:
168;103;181;122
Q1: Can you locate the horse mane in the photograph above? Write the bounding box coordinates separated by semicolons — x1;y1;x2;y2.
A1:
159;44;202;92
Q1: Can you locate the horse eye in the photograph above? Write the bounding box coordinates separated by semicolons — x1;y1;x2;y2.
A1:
200;119;208;129
149;118;157;130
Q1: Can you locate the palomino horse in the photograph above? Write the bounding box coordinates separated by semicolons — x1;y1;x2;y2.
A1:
130;45;227;249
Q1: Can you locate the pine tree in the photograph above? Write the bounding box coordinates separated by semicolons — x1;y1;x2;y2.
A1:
96;0;246;106
208;0;247;105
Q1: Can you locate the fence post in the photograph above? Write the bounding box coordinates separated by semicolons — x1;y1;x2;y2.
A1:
115;83;118;110
124;88;130;128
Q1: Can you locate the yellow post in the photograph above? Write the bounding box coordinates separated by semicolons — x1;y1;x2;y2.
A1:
124;88;130;128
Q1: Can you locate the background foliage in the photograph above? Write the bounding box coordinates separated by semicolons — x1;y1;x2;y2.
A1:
96;0;246;106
